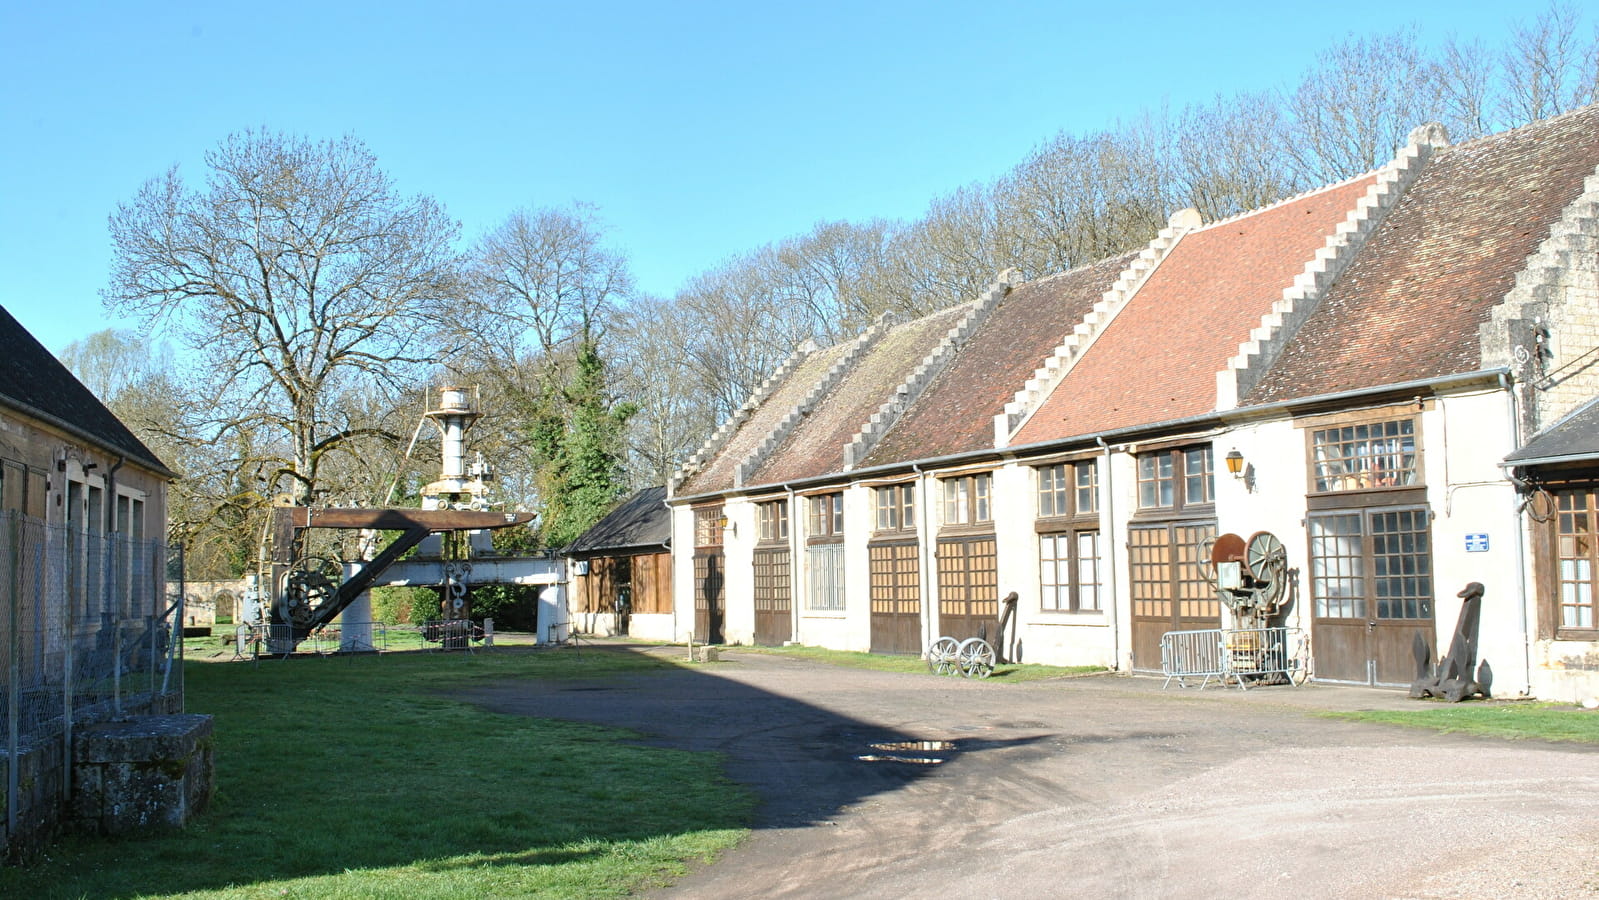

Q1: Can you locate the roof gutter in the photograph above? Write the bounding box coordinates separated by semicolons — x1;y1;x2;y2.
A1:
667;368;1512;505
0;395;179;480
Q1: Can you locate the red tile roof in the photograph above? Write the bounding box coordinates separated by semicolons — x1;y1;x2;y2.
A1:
1013;175;1376;444
1245;105;1599;404
860;253;1135;466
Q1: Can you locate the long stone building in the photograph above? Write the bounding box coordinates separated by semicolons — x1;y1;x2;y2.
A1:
663;106;1599;702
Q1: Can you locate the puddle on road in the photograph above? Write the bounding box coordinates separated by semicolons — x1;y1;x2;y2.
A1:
856;740;955;765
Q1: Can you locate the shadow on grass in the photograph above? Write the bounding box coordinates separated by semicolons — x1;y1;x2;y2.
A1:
2;643;1053;899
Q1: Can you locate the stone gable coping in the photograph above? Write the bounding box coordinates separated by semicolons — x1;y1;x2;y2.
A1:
841;276;1014;470
1217;123;1448;409
734;313;900;488
994;209;1201;448
668;339;818;496
1482;165;1599;432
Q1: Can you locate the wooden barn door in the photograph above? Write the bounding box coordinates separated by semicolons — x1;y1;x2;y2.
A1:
936;535;998;641
869;541;920;654
1128;522;1218;672
752;547;792;646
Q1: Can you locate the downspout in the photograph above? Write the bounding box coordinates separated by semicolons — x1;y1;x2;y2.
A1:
662;496;676;642
785;484;798;644
913;463;932;655
1097;437;1120;672
104;456;125;716
1501;372;1534;696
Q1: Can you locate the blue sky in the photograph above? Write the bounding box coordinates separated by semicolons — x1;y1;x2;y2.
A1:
1;1;1525;355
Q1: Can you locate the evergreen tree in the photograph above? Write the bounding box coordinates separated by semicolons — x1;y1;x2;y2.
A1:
531;335;637;548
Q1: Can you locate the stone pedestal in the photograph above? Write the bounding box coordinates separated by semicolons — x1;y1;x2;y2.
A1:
71;714;214;835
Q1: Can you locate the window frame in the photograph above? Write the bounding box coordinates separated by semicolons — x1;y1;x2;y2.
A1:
807;492;844;543
872;482;916;534
1552;484;1599;639
1135;445;1214;514
756;499;789;544
1307;415;1423;495
941;472;993;529
693;505;724;549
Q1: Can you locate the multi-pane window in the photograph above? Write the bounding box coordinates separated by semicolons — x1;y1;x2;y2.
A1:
693;506;724;548
1137;446;1213;510
808;493;844;537
1557;488;1599;632
1038;460;1098;518
1311;418;1419;492
942;473;992;526
757;500;789;543
808;543;845;610
1040;531;1101;612
874;483;916;532
1309;508;1432;620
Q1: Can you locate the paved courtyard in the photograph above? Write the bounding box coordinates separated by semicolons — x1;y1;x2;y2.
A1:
456;646;1599;899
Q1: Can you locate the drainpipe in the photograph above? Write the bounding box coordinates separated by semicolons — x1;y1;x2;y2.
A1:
1501;372;1534;697
785;484;798;643
913;463;932;654
662;496;677;642
1097;437;1120;672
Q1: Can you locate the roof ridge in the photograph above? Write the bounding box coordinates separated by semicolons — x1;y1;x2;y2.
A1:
1194;167;1389;234
841;276;1013;470
1222;125;1446;408
1438;101;1599;156
994;208;1202;447
734;314;899;488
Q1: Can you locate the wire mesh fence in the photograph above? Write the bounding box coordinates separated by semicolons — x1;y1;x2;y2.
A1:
2;510;180;839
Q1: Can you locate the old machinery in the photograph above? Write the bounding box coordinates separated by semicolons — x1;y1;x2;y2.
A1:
1204;530;1289;632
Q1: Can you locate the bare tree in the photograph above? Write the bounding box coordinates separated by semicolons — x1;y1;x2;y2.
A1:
1500;2;1599;126
104;130;460;504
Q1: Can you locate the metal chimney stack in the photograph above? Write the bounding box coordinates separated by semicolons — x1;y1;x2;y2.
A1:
420;386;486;510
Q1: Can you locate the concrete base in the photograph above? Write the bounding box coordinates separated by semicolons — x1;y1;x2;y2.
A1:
71;714;214;836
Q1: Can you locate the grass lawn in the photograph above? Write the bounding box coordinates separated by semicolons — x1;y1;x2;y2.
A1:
730;643;1103;682
1324;701;1599;743
0;646;754;899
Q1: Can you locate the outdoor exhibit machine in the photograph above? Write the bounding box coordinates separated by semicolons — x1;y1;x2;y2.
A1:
1160;530;1300;688
259;387;549;653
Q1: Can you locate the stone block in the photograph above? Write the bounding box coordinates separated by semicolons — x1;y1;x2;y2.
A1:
71;714;214;836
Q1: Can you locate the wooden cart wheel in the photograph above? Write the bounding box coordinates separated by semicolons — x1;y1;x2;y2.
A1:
927;636;960;675
957;637;996;679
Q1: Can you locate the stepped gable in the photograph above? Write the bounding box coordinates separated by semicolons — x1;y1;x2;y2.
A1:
1244;105;1599;405
673;341;853;496
859;252;1135;468
1011;173;1376;445
748;304;973;486
0;304;172;477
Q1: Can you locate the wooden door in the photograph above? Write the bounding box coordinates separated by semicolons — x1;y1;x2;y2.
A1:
1310;508;1434;686
1129;522;1219;672
752;547;791;646
936;536;997;641
693;551;725;644
869;541;921;655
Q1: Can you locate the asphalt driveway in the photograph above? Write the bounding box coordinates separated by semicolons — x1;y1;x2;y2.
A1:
455;646;1599;899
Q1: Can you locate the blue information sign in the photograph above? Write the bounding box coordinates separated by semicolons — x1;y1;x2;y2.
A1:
1465;533;1490;552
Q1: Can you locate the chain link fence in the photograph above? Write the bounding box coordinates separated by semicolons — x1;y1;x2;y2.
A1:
1;510;180;853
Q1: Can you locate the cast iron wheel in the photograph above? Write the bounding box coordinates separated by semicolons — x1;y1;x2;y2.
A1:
927;636;960;675
957;637;996;679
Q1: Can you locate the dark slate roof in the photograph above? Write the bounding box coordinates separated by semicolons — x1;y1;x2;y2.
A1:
861;252;1136;466
1245;105;1599;405
1505;398;1599;467
0;305;172;476
565;486;670;555
1015;174;1375;444
748;304;971;486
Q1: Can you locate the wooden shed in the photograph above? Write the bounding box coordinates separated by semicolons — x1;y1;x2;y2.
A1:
565;486;672;639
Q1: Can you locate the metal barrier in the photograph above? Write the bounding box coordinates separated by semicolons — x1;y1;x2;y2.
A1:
1162;627;1302;690
234;621;389;660
420;618;484;652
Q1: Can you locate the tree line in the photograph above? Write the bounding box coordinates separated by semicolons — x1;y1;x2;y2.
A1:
68;4;1597;579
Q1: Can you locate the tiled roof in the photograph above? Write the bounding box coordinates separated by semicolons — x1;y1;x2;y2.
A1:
675;341;852;496
564;486;670;555
1245;105;1599;404
0;305;172;476
861;253;1135;466
748;304;972;486
1014;175;1376;443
